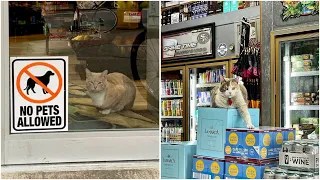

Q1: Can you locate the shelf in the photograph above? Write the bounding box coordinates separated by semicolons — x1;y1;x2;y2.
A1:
291;71;319;77
197;102;211;107
161;95;183;99
196;83;219;88
161;1;194;11
162;6;260;33
289;105;319;110
161;116;183;119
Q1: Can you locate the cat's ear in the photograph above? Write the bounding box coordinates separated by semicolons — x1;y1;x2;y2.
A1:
220;75;226;83
101;70;108;78
85;68;92;77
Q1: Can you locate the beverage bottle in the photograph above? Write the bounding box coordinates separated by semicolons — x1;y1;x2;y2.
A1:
161;123;164;142
164;122;168;143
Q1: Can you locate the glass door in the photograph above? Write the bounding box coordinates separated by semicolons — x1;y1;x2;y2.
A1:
276;32;319;140
161;66;186;143
186;61;229;141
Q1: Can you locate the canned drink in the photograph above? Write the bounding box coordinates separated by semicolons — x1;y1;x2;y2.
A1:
180;100;183;113
312;142;319;155
282;141;293;152
264;168;275;179
292;141;304;153
299;172;314;179
287;171;300;179
313;171;319;179
163;100;168;116
303;143;316;154
171;100;176;116
275;169;288;179
167;100;172;116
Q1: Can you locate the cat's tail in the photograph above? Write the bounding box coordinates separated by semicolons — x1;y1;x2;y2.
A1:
24;85;28;90
118;110;156;124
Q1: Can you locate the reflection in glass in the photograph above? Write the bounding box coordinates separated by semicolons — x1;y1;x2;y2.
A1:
9;1;159;131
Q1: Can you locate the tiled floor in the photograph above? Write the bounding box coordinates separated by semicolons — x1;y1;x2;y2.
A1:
10;34;159;130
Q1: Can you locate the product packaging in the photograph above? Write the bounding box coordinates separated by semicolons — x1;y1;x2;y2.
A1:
192;156;225;179
197;108;260;158
225;127;295;160
279;139;319;172
225;158;278;179
161;141;197;179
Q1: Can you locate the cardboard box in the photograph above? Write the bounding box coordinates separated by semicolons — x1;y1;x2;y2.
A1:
192;155;206;173
279;152;319;172
161;141;197;179
225;158;278;179
192;155;225;176
197;108;259;158
225;127;274;159
225;127;295;160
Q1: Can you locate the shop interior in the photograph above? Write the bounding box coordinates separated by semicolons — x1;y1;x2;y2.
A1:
9;1;159;130
160;1;319;179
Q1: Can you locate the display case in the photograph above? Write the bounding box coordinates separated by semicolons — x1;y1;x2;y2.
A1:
186;61;229;141
276;32;319;139
161;66;186;143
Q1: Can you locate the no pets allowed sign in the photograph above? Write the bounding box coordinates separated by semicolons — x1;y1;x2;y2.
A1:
10;57;68;133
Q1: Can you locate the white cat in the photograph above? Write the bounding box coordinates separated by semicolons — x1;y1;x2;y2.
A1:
210;75;254;129
86;69;136;115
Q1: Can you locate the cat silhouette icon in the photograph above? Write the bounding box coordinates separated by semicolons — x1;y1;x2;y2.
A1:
24;71;55;95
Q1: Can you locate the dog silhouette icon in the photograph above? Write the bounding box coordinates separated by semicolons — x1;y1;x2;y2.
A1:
24;71;55;95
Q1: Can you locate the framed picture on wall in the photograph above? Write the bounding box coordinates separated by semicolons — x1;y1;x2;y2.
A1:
161;23;215;63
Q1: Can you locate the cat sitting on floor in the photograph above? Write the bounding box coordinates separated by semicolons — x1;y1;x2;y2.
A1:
85;69;136;115
210;75;254;129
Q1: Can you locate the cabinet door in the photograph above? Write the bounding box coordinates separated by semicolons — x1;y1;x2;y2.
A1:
186;61;229;141
161;66;186;142
275;33;319;139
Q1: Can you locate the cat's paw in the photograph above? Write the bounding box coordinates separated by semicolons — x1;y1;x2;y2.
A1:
99;109;111;115
247;124;255;129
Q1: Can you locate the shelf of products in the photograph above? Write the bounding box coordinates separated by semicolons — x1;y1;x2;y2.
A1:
161;121;183;143
161;1;260;26
161;79;183;96
161;99;183;117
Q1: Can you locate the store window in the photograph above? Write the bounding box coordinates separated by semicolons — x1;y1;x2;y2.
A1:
2;1;159;165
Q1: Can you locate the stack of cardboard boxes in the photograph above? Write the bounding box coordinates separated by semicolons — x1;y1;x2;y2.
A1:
161;108;296;179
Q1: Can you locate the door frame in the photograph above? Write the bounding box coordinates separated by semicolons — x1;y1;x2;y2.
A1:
1;1;159;165
270;24;319;127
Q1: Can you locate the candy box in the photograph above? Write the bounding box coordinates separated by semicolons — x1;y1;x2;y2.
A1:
161;141;197;179
204;157;225;176
225;127;275;160
197;108;259;158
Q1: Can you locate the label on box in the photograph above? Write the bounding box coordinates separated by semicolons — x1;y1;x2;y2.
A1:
123;11;141;23
200;119;224;152
162;149;179;178
171;13;179;24
279;152;319;169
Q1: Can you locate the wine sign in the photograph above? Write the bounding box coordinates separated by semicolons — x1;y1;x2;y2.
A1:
162;23;215;62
